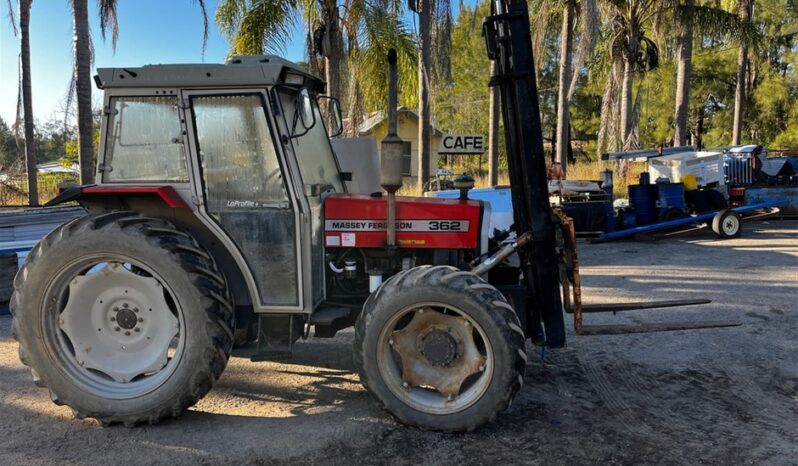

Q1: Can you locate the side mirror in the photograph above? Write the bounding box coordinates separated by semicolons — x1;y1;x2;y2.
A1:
328;99;343;137
298;88;315;130
318;96;343;137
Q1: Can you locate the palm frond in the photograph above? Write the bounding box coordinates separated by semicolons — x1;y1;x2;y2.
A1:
192;0;210;56
676;3;760;46
356;5;418;112
5;0;17;36
216;0;298;55
97;0;119;49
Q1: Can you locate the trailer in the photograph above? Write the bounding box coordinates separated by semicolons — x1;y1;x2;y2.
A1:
595;200;784;242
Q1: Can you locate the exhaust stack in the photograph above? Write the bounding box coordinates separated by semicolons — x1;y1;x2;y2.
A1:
381;49;404;247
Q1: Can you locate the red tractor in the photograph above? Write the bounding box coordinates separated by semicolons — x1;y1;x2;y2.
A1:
11;0;730;431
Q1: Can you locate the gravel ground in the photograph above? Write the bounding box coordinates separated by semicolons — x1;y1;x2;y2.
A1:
1;220;796;465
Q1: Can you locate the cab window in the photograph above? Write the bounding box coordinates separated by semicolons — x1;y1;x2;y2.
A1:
278;91;343;193
102;96;188;183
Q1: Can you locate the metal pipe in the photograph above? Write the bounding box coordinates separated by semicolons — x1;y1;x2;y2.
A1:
387;192;397;246
381;48;403;247
471;233;531;276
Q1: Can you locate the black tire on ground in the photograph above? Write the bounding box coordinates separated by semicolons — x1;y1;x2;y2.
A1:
711;209;742;239
353;265;527;432
11;211;234;426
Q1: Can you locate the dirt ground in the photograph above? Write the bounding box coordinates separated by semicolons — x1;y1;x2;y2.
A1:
1;220;796;465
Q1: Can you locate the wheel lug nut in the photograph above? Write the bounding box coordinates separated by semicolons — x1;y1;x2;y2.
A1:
123;303;129;308
134;328;141;333
114;327;120;332
125;331;131;336
113;307;119;312
134;308;139;313
110;317;116;322
138;318;143;323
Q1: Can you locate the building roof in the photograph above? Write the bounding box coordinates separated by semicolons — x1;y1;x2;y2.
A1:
357;107;444;137
95;55;324;92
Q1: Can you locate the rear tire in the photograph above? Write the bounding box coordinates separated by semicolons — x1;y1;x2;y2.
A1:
712;210;742;238
353;266;526;431
11;211;233;426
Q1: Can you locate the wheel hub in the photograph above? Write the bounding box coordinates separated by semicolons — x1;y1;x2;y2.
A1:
390;308;486;398
58;263;179;383
420;329;460;367
116;308;138;330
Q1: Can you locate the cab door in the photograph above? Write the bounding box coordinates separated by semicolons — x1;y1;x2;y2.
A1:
274;90;345;308
184;90;305;311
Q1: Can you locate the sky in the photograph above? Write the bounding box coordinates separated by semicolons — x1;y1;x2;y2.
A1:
0;0;476;126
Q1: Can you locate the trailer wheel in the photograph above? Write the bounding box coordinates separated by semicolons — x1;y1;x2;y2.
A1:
11;211;233;426
712;210;742;238
353;266;527;432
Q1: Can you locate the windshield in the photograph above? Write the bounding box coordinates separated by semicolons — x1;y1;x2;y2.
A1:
278;90;344;193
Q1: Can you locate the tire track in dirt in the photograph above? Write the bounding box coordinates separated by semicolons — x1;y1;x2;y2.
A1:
575;347;694;466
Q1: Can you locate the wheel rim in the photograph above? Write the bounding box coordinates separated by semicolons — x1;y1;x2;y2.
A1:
377;303;494;415
42;254;184;399
722;215;740;236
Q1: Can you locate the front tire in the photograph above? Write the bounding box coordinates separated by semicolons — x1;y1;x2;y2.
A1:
353;266;527;431
11;211;233;426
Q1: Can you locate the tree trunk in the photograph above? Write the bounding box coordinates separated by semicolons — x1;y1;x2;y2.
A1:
19;0;38;206
324;3;342;102
488;60;500;187
695;103;704;150
673;0;694;147
555;0;574;175
73;0;94;184
732;0;752;145
620;59;634;150
417;0;432;193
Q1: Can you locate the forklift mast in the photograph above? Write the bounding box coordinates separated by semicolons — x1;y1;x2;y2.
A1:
483;0;565;347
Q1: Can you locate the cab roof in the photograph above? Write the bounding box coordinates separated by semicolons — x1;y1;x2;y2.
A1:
95;55;324;92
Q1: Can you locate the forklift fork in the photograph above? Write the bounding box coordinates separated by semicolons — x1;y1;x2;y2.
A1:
556;212;741;335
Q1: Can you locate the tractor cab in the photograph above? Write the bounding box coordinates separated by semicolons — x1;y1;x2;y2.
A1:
91;56;345;318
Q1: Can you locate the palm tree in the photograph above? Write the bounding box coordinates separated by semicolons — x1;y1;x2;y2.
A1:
672;0;693;147
17;0;38;205
544;0;599;173
672;0;753;147
216;0;343;100
555;0;575;173
732;0;753;145
71;0;94;184
596;0;661;154
417;0;432;193
71;0;208;185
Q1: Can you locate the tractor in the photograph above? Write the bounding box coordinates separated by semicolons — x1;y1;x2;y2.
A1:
10;0;733;431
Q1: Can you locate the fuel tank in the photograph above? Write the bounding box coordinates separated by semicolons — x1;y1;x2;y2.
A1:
324;194;488;251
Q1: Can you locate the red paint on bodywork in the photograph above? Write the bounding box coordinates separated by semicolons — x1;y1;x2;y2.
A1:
324;194;482;249
82;186;191;209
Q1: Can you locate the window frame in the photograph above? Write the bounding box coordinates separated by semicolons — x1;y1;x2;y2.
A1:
99;90;190;184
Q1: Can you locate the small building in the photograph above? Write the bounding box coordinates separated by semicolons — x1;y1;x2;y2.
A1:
356;107;443;184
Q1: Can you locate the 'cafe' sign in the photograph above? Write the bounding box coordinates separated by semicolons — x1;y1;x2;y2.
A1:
438;134;486;154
